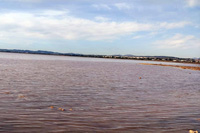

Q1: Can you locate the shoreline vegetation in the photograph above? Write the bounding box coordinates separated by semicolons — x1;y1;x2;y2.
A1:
0;49;200;64
140;63;200;71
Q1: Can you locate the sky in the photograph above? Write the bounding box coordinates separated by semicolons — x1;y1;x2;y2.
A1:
0;0;200;58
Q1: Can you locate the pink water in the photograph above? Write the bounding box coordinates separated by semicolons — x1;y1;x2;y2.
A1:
0;53;200;132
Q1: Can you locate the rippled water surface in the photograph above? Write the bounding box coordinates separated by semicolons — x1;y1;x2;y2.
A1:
0;53;200;133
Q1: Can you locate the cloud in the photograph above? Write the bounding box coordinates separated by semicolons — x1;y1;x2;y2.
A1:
159;21;190;29
92;4;111;10
185;0;200;7
0;0;41;2
114;3;131;10
95;16;110;22
132;35;143;39
0;10;191;43
154;34;200;49
39;10;69;16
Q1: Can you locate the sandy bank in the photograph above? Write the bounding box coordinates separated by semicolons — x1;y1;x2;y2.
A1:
140;63;200;71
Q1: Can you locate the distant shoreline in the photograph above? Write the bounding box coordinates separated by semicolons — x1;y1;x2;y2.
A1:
0;49;199;64
140;63;200;71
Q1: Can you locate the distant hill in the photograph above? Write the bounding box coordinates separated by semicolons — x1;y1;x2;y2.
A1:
123;54;135;57
0;48;199;63
0;49;83;56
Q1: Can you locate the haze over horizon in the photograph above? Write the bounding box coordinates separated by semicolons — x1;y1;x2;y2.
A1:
0;0;200;58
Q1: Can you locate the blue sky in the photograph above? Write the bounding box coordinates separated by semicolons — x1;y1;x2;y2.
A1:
0;0;199;58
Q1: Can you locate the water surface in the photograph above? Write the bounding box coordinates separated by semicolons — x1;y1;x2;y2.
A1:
0;53;200;132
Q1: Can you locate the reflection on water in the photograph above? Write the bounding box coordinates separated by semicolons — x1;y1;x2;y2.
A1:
0;53;200;132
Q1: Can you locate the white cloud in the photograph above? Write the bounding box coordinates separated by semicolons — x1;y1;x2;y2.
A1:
0;0;41;2
39;10;69;17
0;11;191;43
185;0;200;7
92;4;111;10
159;21;190;29
95;16;110;22
114;3;131;10
132;35;143;39
154;34;200;49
